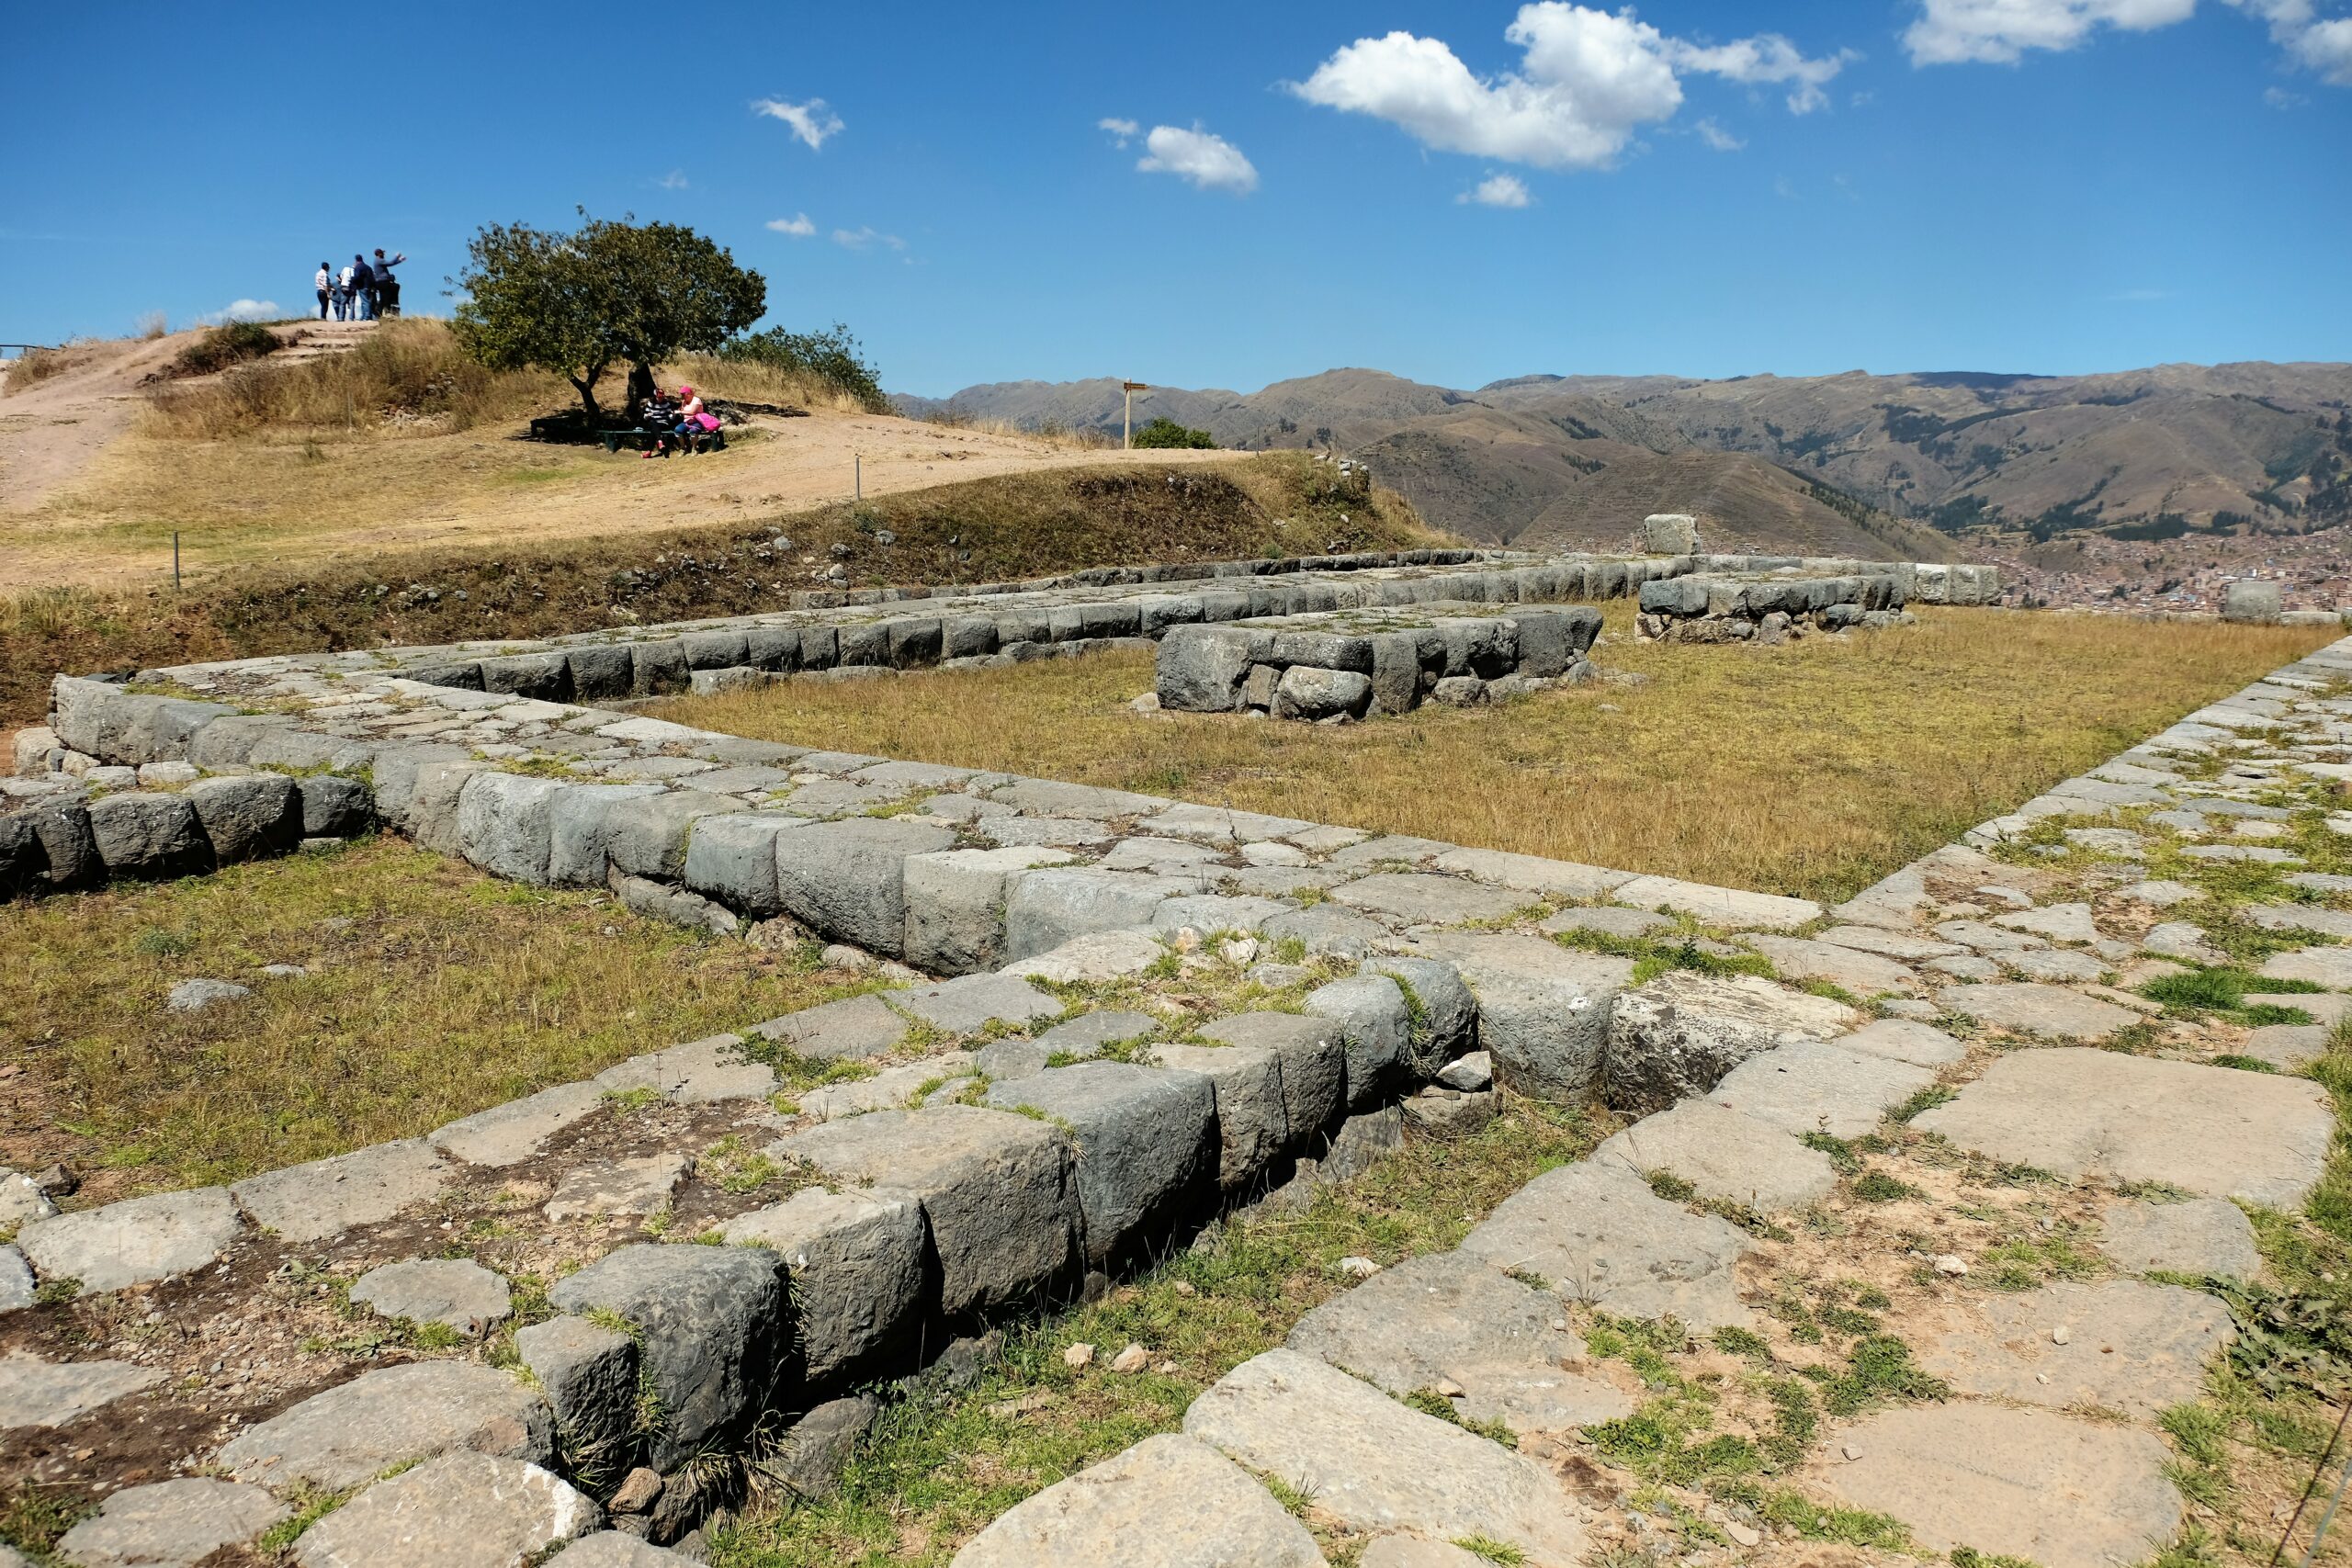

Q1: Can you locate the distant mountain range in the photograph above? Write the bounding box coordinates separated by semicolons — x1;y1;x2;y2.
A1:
894;362;2352;560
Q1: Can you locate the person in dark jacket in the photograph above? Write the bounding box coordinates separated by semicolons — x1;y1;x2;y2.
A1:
351;254;376;321
371;249;407;318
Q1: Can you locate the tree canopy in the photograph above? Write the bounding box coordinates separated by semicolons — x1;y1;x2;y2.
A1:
1130;417;1218;450
451;211;765;421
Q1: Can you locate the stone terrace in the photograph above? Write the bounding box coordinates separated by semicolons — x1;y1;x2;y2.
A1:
17;552;2341;1568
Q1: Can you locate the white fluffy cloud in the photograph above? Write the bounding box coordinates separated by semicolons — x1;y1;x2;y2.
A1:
1290;5;1851;171
752;96;844;150
1135;124;1260;193
831;226;905;251
1459;173;1533;206
202;299;277;323
1908;0;2352;81
1695;117;1746;150
1098;117;1140;146
765;214;815;237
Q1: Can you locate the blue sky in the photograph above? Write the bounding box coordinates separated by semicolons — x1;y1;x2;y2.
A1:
6;1;2348;395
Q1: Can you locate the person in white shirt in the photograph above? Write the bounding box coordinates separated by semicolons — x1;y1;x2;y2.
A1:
314;262;332;321
336;264;357;321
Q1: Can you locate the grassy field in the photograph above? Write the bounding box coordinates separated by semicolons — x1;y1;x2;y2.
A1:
654;606;2335;905
0;450;1440;727
0;839;862;1202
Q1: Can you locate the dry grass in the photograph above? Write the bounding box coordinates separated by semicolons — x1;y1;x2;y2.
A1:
141;318;560;439
917;410;1117;451
653;606;2335;904
0;453;1438;725
2;344;85;396
664;351;877;416
0;839;860;1201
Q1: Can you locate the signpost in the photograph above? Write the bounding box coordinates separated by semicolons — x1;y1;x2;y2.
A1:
1121;379;1148;449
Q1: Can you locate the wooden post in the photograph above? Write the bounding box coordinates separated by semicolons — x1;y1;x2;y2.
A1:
855;455;862;502
173;532;181;590
1122;379;1148;450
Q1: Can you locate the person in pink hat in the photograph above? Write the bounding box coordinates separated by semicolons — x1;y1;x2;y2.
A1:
647;383;718;457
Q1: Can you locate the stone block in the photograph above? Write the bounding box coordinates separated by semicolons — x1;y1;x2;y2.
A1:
1286;1251;1630;1435
54;1479;286;1568
773;1105;1079;1316
1305;974;1408;1107
1201;1012;1346;1144
1363;954;1479;1077
1644;513;1700;553
85;793;210;878
894;973;1063;1033
984;1063;1216;1265
479;651;573;700
1406;934;1633;1101
351;1258;512;1336
545;783;670;886
219;1361;555;1491
775;818;957;953
680;811;807;917
297;773;374;838
1460;1160;1754;1329
903;846;1080;974
722;1187;925;1385
292;1453;596;1568
565;644;637;701
630;639;691;695
229;1140;450;1244
1183;1349;1588;1566
187;773;302;863
515;1314;640;1475
17;1187;240;1296
2099;1196;2262;1279
1711;1038;1936;1139
1593;1099;1837;1212
1157;625;1268;711
1272;665;1373;720
455;772;567;884
549;1244;789;1470
756;994;912;1061
1601;971;1860;1115
1004;868;1186;961
2222;580;2284;624
950;1433;1325;1568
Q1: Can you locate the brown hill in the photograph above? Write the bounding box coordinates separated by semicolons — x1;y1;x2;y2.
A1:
900;360;2352;552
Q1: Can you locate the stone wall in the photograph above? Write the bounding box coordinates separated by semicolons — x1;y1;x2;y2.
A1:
1634;568;1919;643
1156;606;1603;719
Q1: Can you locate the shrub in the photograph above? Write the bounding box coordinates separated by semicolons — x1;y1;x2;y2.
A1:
719;322;888;413
1130;416;1217;450
3;345;78;395
172;321;280;378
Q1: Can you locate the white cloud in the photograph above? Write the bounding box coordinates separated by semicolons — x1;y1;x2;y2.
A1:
202;299;277;323
1695;117;1746;150
2266;83;2309;103
1289;5;1852;171
1459;173;1533;206
656;170;689;190
752;96;844;150
1908;0;2352;82
765;213;816;237
831;226;905;251
1904;0;2195;64
1098;117;1141;147
1136;124;1260;193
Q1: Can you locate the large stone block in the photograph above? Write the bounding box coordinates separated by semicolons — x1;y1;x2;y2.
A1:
17;1187;242;1295
1305;974;1408;1107
1601;971;1860;1115
187;773;302;863
1200;1013;1346;1144
722;1187;926;1386
516;1314;639;1474
775;818;956;953
1273;665;1373;721
1363;955;1478;1077
984;1063;1216;1266
219;1361;555;1491
85;792;210;878
1156;625;1269;712
1184;1349;1589;1566
230;1140;450;1243
681;811;808;917
545;784;670;886
456;772;568;884
55;1478;287;1568
293;1452;597;1568
773;1105;1079;1317
903;846;1079;974
1405;934;1633;1101
1003;868;1186;961
599;790;734;882
2222;579;2284;624
1460;1160;1754;1329
549;1243;789;1471
950;1433;1325;1568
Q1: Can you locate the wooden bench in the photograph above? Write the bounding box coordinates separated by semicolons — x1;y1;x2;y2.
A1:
596;426;728;455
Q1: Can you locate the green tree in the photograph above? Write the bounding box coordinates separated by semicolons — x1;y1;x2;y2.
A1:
451;211;765;422
719;321;888;412
1130;417;1217;449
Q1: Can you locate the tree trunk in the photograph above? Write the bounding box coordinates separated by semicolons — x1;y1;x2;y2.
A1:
626;362;658;412
570;367;605;424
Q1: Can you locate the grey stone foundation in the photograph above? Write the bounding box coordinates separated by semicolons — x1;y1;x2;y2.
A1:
1155;606;1604;719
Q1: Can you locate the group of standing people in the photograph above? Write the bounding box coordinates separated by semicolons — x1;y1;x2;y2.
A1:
313;249;407;321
